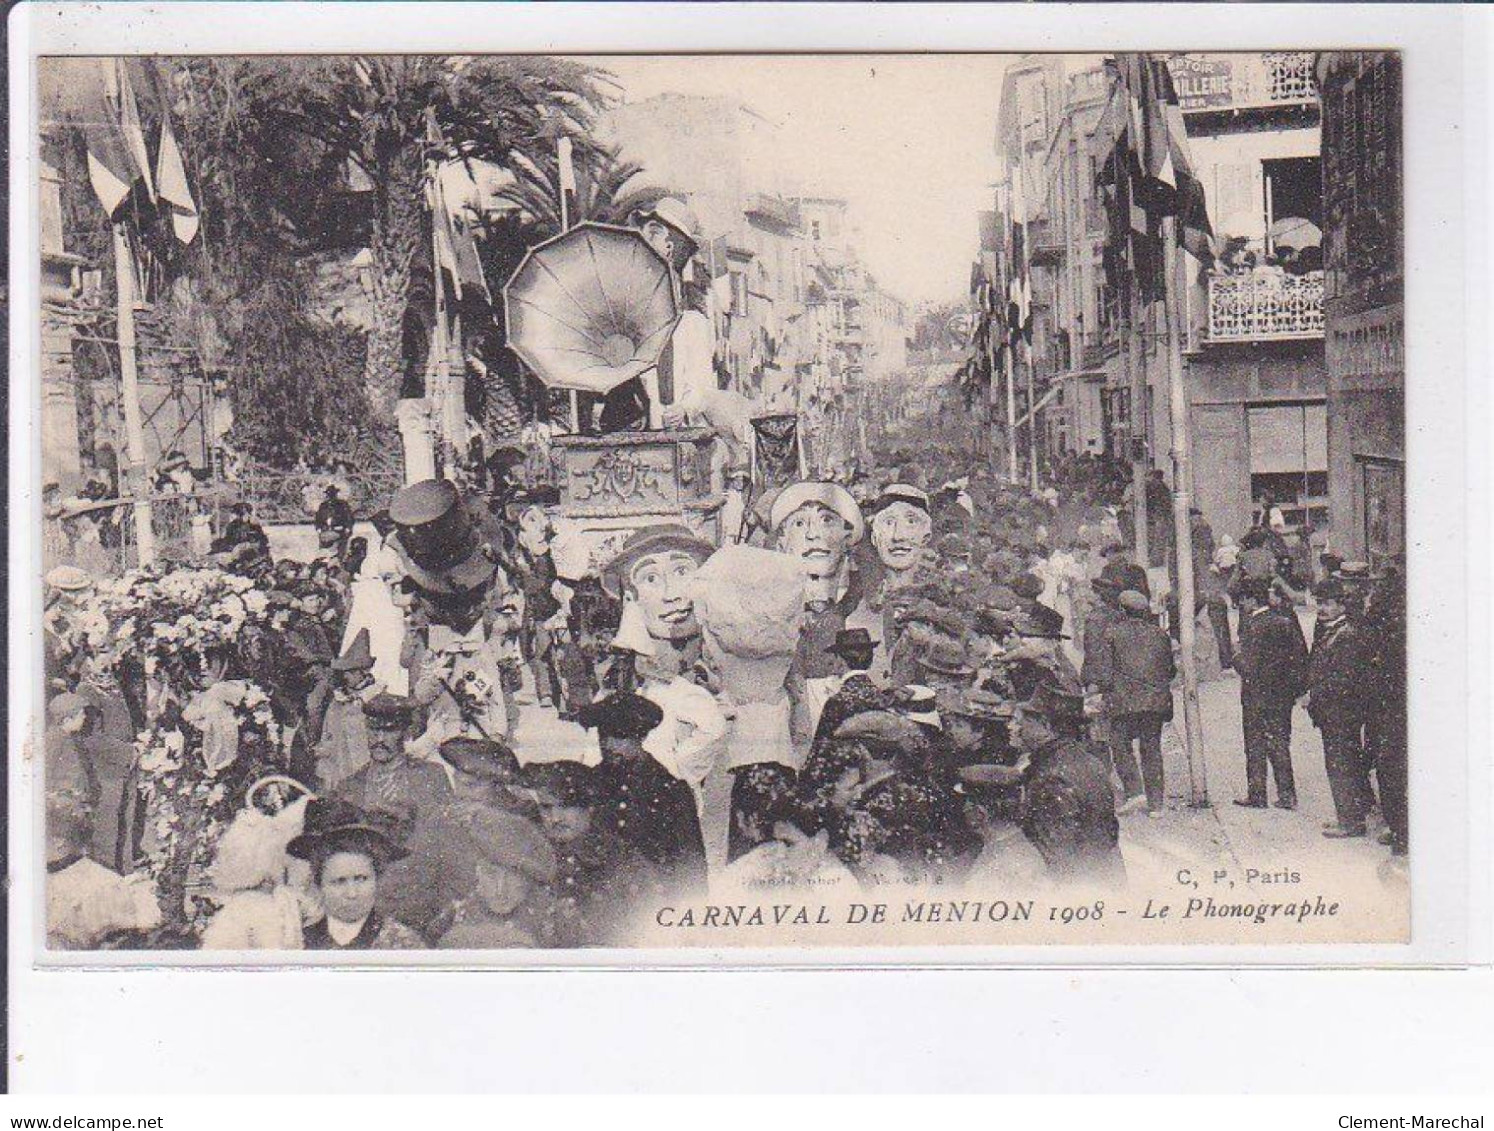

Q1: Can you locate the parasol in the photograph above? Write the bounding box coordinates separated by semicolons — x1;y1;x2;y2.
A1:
503;223;680;396
1267;216;1323;254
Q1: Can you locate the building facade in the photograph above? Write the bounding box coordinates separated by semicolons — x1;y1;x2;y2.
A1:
1173;51;1328;542
1316;52;1404;569
983;53;1330;543
606;95;909;472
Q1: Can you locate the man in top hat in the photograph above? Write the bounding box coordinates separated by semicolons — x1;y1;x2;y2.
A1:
1091;590;1175;817
1232;578;1307;811
579;691;708;895
810;629;900;755
523;760;662;947
333;692;462;937
771;481;874;749
1012;675;1126;888
392;480;524;743
985;603;1078;705
1306;577;1376;839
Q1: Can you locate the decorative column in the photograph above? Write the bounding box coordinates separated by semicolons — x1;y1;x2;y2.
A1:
396;397;437;485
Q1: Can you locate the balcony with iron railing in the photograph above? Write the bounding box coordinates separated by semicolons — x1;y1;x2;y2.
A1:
1206;269;1324;343
1166;52;1319;114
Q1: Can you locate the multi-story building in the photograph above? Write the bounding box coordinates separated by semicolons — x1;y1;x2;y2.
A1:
987;52;1328;542
1316;52;1403;569
1172;51;1328;541
607;98;909;471
1030;63;1112;462
604;94;810;413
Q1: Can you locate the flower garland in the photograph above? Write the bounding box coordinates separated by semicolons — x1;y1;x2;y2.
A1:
72;566;274;685
135;682;286;933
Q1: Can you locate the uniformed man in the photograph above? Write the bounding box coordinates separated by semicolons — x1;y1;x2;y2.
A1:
522;760;662;947
578;691;708;895
1012;675;1126;889
1232;579;1308;810
332;693;459;937
1306;578;1376;839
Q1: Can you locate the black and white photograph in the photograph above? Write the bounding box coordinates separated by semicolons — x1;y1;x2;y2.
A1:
26;44;1415;958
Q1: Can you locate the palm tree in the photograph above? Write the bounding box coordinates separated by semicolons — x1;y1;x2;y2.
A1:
256;55;614;415
495;143;671;237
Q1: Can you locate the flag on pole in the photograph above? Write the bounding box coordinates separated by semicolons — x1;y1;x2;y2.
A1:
1006;167;1033;350
1102;54;1214;271
81;59;155;219
155;111;199;245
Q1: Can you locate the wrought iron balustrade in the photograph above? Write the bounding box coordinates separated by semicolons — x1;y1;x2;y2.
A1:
1206;270;1324;342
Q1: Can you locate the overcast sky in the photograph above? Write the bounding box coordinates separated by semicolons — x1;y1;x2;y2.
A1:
587;54;1020;310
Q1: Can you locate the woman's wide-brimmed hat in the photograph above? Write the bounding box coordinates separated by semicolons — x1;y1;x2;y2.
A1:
286;798;409;865
598;524;714;600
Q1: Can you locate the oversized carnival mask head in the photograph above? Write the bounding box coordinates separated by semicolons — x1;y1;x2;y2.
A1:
603;525;714;642
626;550;704;640
771;483;864;580
870;485;933;573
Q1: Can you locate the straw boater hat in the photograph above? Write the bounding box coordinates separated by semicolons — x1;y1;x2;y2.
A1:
769;481;866;543
598;524;714;600
44;565;93;593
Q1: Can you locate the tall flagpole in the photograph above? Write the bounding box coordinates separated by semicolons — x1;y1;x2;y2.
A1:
1127;272;1150;570
1004;342;1019;484
1163;214;1207;806
557;134;581;435
113;223;154;566
1021;204;1038;493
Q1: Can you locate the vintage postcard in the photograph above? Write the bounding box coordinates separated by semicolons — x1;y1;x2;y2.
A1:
27;45;1411;960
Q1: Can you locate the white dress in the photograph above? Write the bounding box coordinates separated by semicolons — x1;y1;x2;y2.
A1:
341;540;409;695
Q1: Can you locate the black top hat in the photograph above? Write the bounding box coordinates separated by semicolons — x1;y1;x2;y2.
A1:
286;799;410;865
388;480;481;573
439;736;522;782
576;692;665;741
